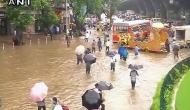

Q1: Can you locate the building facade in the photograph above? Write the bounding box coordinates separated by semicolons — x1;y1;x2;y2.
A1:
0;2;7;35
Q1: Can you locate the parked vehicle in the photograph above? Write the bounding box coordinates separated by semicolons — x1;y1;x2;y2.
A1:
112;20;169;52
174;25;190;48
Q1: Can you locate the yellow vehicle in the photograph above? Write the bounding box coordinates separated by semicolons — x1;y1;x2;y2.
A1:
112;20;169;52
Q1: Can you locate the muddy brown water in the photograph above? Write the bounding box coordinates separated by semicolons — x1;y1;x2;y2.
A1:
0;35;189;110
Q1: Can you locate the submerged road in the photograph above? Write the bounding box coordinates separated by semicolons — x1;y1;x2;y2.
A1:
0;30;189;110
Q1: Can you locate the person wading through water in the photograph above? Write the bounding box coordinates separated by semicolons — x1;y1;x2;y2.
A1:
65;35;71;47
130;69;139;90
97;38;102;52
91;40;96;53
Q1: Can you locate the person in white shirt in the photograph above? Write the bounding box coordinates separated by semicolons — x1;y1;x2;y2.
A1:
56;26;59;34
51;97;63;110
85;31;89;42
106;39;110;52
110;56;116;72
134;45;140;56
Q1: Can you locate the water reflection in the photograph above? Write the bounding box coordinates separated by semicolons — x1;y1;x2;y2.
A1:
0;37;189;110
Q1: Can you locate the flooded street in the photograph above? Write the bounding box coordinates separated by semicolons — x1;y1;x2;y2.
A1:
0;34;189;110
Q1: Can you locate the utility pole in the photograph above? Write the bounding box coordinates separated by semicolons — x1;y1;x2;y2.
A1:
65;0;68;35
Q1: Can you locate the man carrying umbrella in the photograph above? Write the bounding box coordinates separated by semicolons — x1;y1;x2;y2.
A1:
75;45;85;65
93;87;105;110
107;50;117;72
83;53;96;74
30;82;48;110
82;89;104;110
37;99;46;110
130;69;139;90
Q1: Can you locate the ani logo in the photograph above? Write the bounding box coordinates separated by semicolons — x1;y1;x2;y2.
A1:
8;0;31;6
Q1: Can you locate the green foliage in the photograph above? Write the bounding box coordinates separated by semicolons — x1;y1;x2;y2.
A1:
176;70;190;110
5;0;58;30
151;57;190;110
54;0;63;7
150;80;163;110
32;0;58;28
86;0;103;17
71;0;120;30
6;6;34;30
72;0;86;29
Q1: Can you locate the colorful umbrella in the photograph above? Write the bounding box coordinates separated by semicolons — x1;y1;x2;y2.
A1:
30;82;48;102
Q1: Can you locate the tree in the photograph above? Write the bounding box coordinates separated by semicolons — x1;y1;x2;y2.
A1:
103;0;120;27
5;5;34;45
69;0;105;32
70;0;86;32
86;0;104;18
4;0;58;45
32;0;58;38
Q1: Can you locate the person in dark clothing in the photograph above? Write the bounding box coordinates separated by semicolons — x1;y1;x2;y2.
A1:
69;29;73;39
85;48;91;55
37;99;46;110
76;54;83;65
65;35;71;47
97;38;102;52
130;69;139;90
173;44;179;59
85;62;91;74
94;85;105;110
110;56;116;72
91;40;96;53
165;39;170;52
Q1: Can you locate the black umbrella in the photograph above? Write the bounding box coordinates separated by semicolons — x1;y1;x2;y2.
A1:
128;64;143;70
82;89;102;109
83;53;96;64
95;81;113;91
107;51;117;57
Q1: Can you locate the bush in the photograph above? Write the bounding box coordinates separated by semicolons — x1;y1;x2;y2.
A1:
151;80;163;110
151;57;190;110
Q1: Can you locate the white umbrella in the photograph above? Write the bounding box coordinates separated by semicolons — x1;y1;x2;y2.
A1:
75;45;85;55
30;82;48;102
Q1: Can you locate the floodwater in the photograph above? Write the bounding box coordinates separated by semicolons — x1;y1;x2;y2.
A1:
0;33;189;110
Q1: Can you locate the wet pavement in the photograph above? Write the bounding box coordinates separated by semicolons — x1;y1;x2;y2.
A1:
0;31;189;110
